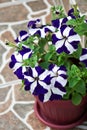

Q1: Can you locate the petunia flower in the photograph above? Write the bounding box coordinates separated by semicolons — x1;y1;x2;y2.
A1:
27;19;55;38
38;64;67;102
52;16;71;29
15;30;29;43
9;46;32;79
24;66;51;95
80;48;87;68
52;25;81;54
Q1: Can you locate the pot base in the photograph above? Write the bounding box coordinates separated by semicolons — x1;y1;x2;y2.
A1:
34;101;87;130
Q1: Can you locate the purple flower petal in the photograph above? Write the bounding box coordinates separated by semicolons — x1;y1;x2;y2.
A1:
33;82;48;95
15;30;29;43
24;85;30;91
52;19;60;28
35;66;45;75
28;19;41;28
55;81;66;92
14;67;24;79
42;75;51;85
50;93;62;100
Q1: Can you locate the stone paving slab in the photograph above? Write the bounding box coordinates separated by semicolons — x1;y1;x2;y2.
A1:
0;0;87;130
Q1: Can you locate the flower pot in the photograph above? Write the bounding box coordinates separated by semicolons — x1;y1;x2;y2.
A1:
34;96;87;130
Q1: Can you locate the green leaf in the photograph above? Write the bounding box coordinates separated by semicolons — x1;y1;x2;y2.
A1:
40;61;50;69
72;93;82;105
45;52;53;61
66;19;77;26
74;23;87;35
68;64;81;78
38;38;46;53
74;79;86;95
69;77;80;88
49;44;56;52
71;44;82;59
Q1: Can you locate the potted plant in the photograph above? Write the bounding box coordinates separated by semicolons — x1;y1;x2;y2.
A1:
7;4;87;130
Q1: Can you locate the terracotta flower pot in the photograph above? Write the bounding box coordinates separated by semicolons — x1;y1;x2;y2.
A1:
34;96;87;130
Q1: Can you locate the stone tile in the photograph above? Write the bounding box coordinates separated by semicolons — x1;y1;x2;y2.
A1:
47;0;54;6
31;11;46;18
0;5;29;22
76;0;87;13
1;31;14;43
0;44;6;67
0;111;30;130
0;86;11;102
1;62;18;82
0;78;3;84
27;0;47;12
13;103;34;118
62;0;69;13
0;25;8;32
0;0;11;3
12;22;28;36
6;48;15;60
46;13;51;24
27;112;46;130
14;84;34;101
0;93;12;113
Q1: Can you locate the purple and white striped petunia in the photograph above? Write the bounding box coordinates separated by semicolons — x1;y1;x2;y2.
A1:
38;64;67;102
24;66;51;95
80;48;87;68
27;19;55;38
52;16;71;29
15;30;29;43
28;19;41;28
9;46;32;79
52;25;81;54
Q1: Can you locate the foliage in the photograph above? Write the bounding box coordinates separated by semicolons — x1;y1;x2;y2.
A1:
7;5;87;105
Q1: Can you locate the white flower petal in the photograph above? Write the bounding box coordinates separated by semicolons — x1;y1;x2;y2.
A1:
63;26;71;37
14;52;22;62
13;63;22;71
23;51;31;60
24;75;34;82
80;54;87;61
52;65;59;74
55;31;63;39
68;34;81;42
55;39;65;50
43;90;51;102
65;40;76;54
30;81;37;94
39;81;49;90
33;68;38;77
58;70;66;75
52;87;66;96
56;76;67;87
39;70;49;80
21;33;29;41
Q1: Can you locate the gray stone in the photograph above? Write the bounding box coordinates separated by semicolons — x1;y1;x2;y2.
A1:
27;0;47;12
0;86;11;102
13;103;33;118
0;111;30;130
12;22;28;36
0;5;29;22
0;44;6;67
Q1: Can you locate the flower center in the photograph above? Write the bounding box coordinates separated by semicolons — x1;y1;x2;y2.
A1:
34;77;39;81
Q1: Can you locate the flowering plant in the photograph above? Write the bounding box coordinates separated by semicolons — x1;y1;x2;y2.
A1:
7;5;87;105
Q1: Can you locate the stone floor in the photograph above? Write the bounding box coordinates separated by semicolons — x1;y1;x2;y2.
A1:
0;0;87;130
